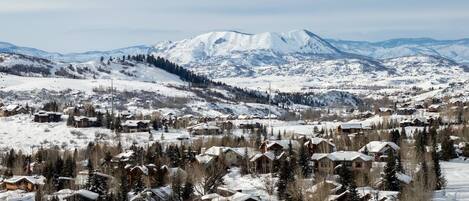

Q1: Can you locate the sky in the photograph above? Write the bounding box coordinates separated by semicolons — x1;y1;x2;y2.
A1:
0;0;468;53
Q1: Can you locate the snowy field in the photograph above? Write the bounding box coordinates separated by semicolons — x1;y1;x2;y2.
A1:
434;159;469;201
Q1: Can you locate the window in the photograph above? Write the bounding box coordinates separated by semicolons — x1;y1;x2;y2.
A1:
355;162;362;168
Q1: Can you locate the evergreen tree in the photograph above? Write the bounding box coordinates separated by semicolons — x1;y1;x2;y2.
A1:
432;147;445;190
298;143;311;177
383;151;400;191
117;162;129;201
182;180;194;201
390;129;401;145
348;181;360;201
67;114;75;126
277;159;293;199
441;132;457;161
336;162;352;193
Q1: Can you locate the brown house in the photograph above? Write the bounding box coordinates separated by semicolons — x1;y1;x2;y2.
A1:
338;123;370;134
33;111;62;123
73;116;98;128
304;137;335;155
187;123;222;135
3;175;46;192
0;104;28;117
250;151;277;173
122;120;151;133
311;151;372;176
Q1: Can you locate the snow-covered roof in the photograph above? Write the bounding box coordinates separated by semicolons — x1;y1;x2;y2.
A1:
396;172;412;184
312;151;372;161
2;104;24;112
340;123;369;129
359;141;400;153
266;140;300;149
305;137;335;147
73;116;97;122
250;151;276;162
130;165;149;175
113;150;135;161
3;175;46;185
122;120;151;127
196;154;214;164
150;186;172;199
76;189;99;200
187;123;220;130
230;192;260;201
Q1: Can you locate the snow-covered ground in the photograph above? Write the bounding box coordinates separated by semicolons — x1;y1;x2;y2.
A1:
434;159;469;201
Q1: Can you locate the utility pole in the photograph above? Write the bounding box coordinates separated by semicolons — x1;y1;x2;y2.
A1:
268;82;272;136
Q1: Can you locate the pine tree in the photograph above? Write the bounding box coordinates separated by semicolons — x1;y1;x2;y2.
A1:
118;162;129;201
67;114;75;126
383;151;400;191
298;143;311;177
277;159;292;199
336;162;352;193
432;147;445;190
441;132;456;161
182;180;194;201
240;147;250;175
348;181;360;201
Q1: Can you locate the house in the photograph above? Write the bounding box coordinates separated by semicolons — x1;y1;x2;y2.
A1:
359;141;400;161
311;151;373;176
187;123;222;135
338;123;370;134
304;137;335;154
199;146;251;166
0;104;28;117
2;175;46;192
238;122;262;130
73;116;98;128
378;108;394;115
64;189;99;201
131;186;173;201
33;111;62;122
250;151;278;173
122;120;151;133
396;108;416;115
201;192;260;201
428;104;442;112
259;140;300;155
75;171;113;188
111;150;136;164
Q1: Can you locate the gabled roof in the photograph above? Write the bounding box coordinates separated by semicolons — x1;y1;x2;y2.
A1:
359;141;400;153
75;189;99;200
73;116;98;122
196;154;214;164
122;120;151;127
266;140;300;149
250;151;277;162
312;151;372;162
3;175;46;185
304;137;335;147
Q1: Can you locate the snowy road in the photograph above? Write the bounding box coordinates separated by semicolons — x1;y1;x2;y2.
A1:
434;159;469;200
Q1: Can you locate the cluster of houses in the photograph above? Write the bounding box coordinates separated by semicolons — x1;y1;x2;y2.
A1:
0;104;28;117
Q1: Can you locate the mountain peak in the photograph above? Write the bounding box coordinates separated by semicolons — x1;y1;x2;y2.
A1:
152;29;342;65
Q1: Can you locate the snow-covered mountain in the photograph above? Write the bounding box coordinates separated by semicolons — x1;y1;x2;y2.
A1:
152;29;344;66
327;38;469;64
1;29;469;96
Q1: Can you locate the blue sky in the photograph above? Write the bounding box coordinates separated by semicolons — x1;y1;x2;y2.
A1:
0;0;468;53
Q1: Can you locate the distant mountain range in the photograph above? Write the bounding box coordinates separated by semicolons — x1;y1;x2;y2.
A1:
1;29;468;92
327;38;469;64
2;29;469;64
